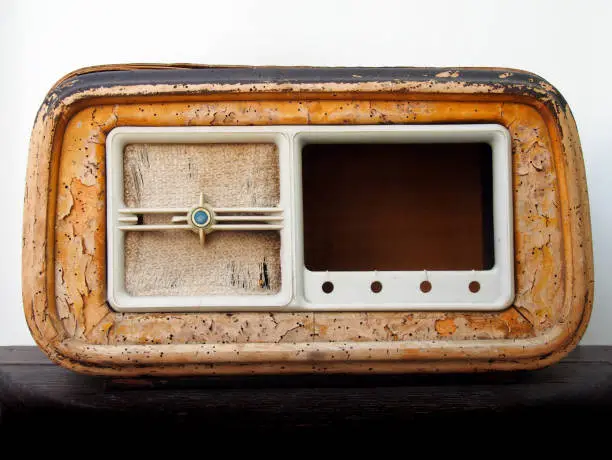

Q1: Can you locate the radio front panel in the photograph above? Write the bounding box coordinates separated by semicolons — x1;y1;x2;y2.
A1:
22;66;593;375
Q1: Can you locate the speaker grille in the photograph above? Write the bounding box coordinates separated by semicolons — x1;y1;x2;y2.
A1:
123;143;282;296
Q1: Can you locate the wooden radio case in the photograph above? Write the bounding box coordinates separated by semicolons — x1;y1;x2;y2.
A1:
23;65;593;375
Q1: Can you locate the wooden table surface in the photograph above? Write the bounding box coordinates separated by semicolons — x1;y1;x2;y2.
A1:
1;345;611;432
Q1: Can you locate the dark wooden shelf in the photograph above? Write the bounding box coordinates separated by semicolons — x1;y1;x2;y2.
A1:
1;345;611;431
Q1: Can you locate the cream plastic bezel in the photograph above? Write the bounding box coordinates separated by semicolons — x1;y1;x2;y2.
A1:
106;124;514;312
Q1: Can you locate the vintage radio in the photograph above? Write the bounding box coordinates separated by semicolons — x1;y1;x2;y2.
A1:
23;65;593;375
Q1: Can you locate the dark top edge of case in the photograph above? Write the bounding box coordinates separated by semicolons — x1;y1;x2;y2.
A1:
43;66;568;115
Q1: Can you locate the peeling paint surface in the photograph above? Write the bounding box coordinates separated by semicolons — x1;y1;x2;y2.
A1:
22;66;593;375
54;99;561;345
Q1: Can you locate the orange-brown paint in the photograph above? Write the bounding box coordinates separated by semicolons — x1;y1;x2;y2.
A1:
435;319;457;337
23;66;593;376
53;100;561;345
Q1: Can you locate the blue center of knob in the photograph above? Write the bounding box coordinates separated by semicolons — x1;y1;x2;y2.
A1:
193;209;210;226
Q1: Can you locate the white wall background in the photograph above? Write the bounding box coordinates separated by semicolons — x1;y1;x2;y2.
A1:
1;0;609;345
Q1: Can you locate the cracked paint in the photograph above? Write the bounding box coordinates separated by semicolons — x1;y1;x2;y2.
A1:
56;99;559;345
22;66;593;376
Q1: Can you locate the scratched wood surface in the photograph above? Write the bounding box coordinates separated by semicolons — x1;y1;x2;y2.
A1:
22;66;593;375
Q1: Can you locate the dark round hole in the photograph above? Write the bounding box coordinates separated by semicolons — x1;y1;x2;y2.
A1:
370;281;383;293
322;281;334;294
469;281;481;293
420;280;432;293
